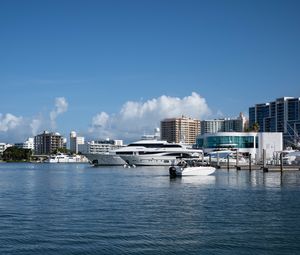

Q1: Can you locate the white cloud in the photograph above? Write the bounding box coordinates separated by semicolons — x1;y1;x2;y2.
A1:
120;92;210;121
89;92;211;141
0;97;68;143
89;112;110;131
30;117;43;136
93;112;109;127
0;113;23;132
50;97;68;129
1;93;212;143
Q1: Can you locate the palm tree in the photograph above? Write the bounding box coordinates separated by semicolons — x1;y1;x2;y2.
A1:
252;122;260;132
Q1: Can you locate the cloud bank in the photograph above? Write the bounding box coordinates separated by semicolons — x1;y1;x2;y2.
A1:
1;93;211;143
0;113;23;132
0;97;68;143
89;92;211;141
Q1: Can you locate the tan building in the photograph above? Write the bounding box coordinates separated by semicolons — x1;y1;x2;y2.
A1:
160;116;201;144
34;131;65;155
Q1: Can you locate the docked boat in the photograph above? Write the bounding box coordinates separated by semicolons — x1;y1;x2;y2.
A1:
281;150;300;165
205;150;248;166
169;161;216;177
115;140;203;166
83;140;126;166
85;152;126;166
45;153;87;163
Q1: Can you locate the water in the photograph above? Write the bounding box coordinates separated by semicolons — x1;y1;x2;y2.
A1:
0;163;300;255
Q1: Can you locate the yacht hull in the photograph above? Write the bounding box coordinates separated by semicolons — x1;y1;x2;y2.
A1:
85;153;126;166
120;155;196;166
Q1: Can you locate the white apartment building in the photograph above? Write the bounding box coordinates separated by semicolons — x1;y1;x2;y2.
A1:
0;143;13;155
14;138;34;150
81;139;123;154
70;131;85;154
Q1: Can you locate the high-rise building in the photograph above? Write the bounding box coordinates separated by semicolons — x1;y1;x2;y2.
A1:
34;131;65;155
160;116;200;144
201;113;247;135
249;97;300;147
70;131;85;154
201;119;224;134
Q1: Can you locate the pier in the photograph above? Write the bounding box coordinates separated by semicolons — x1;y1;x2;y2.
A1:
206;149;300;172
211;163;300;172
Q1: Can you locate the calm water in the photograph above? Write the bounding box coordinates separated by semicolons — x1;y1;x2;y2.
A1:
0;163;300;254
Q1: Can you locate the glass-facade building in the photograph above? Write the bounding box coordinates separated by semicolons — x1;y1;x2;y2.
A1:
197;135;256;149
196;132;283;161
249;97;300;147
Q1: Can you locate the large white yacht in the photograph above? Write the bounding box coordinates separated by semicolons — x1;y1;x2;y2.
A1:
115;140;203;166
85;153;126;166
84;140;126;166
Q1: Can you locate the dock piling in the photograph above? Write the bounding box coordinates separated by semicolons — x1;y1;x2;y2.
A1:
227;154;230;171
280;152;283;173
249;153;252;171
236;149;240;170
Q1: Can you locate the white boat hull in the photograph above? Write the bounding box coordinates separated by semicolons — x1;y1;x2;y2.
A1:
85;153;126;166
120;155;176;166
45;154;87;163
120;155;201;166
169;166;216;177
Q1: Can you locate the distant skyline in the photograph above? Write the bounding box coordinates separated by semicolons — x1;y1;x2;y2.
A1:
1;0;300;143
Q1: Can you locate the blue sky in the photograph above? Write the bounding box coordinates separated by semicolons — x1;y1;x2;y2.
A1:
1;0;300;142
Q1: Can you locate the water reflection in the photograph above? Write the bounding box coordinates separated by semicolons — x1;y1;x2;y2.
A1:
212;168;300;190
1;163;300;254
170;175;216;186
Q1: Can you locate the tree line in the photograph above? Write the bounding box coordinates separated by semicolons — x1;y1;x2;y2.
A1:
1;147;32;162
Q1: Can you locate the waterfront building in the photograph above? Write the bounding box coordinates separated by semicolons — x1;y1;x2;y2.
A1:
70;131;85;154
196;132;282;161
34;131;65;155
201;113;247;135
81;139;124;154
14;138;34;150
160;116;200;144
249;97;300;147
0;143;13;155
0;143;5;155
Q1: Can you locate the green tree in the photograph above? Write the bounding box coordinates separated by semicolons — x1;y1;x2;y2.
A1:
3;147;32;162
53;147;70;154
252;122;260;132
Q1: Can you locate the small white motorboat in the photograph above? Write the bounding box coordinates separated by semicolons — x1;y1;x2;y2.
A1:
169;162;216;177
